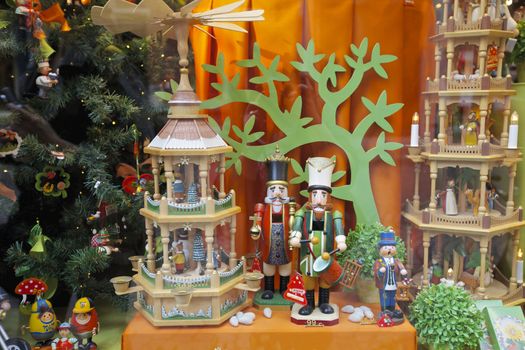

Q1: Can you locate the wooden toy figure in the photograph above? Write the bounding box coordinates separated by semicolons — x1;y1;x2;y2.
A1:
373;230;407;323
51;322;78;350
289;157;347;319
173;241;186;274
460;111;479;146
35;61;58;98
28;298;59;345
251;147;294;300
70;297;99;350
445;179;458;216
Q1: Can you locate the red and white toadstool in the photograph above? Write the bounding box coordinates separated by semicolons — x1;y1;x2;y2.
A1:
15;278;48;305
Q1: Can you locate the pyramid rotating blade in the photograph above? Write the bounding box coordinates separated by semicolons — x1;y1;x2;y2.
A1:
192;0;244;18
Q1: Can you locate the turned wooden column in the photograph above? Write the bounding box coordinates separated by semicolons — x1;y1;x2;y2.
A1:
164;157;174;201
478;98;488;144
146;218;155;272
438;99;447;145
230;215;237;268
424;98;432;146
152;155;161;200
423;231;431;286
413;163;421;210
430;162;438;211
161;224;171;275
477;237;488;298
501;98;511;147
507;163;517;215
219;154;226;199
205;224;215;273
199;157;209;201
510;230;520;291
435;45;442;80
479;163;488;215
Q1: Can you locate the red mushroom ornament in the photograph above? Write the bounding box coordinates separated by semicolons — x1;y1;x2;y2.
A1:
15;278;48;305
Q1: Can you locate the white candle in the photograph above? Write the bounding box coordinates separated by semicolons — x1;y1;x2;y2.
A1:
517;249;523;285
410;112;419;147
508;111;519;149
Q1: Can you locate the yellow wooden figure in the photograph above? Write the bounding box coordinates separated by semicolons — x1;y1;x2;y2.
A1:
461;111;479;146
29;298;59;344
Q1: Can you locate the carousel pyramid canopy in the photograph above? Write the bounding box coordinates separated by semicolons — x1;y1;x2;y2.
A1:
148;118;228;151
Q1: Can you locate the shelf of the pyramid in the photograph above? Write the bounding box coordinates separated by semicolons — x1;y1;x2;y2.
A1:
401;0;525;300
140;66;243;277
409;0;520;158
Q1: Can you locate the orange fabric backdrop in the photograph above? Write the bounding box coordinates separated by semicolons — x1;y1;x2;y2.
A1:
191;0;435;256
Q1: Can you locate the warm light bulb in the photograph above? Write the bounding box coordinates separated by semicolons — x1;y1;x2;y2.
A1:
519;249;523;259
511;111;519;125
447;268;453;278
412;112;419;124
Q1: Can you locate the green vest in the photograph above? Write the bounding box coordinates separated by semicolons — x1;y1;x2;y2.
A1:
294;209;342;277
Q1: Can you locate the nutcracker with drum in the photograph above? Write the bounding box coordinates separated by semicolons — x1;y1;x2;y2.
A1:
250;147;296;309
289;157;347;326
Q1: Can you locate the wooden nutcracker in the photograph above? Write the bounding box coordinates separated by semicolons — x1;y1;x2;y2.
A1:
251;147;295;302
289;157;347;325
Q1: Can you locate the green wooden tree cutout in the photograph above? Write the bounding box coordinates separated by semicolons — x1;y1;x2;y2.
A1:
201;38;403;225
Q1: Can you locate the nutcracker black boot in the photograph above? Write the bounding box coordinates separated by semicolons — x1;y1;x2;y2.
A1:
261;275;275;299
299;290;315;315
279;275;290;296
318;287;334;314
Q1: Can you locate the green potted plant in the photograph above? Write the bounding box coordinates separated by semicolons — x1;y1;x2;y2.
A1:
509;21;525;82
337;222;406;303
409;284;483;350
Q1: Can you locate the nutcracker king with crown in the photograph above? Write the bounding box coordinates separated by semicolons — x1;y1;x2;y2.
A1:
251;147;295;304
289;157;346;324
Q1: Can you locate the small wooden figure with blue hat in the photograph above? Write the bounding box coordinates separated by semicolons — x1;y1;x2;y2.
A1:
373;229;407;323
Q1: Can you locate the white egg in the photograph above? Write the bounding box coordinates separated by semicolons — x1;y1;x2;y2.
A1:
341;305;355;314
229;316;239;327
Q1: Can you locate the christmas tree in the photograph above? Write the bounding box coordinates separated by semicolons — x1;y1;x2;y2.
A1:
192;229;206;272
186;182;198;204
0;0;186;300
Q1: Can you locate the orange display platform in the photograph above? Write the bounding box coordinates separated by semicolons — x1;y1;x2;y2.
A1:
122;293;417;350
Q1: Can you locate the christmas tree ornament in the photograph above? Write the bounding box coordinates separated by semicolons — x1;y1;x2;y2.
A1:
35;166;70;198
35;61;59;98
0;128;22;158
90;228;120;255
27;221;51;258
121;173;152;194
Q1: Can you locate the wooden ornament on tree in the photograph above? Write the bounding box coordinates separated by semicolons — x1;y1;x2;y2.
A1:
35;165;70;198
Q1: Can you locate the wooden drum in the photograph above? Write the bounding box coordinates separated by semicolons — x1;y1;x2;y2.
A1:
313;255;344;287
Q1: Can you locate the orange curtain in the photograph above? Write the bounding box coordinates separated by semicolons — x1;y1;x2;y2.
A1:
191;0;435;256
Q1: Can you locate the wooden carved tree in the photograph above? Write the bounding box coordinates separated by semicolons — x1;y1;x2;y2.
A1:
202;39;403;224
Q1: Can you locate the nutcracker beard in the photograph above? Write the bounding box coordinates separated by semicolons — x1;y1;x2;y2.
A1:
306;201;333;220
264;195;290;214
